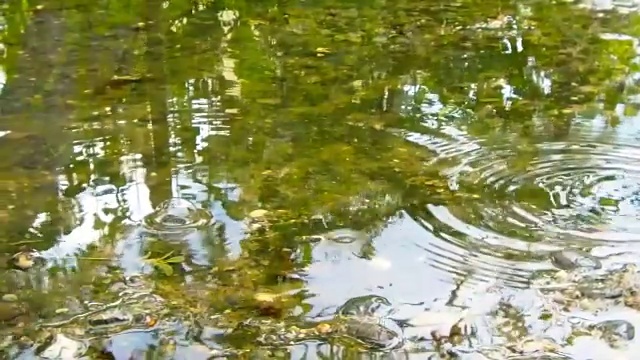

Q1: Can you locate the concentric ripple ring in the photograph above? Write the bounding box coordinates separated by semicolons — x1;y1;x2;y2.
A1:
401;119;640;285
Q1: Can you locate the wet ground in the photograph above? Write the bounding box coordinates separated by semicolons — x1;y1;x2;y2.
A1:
3;0;640;358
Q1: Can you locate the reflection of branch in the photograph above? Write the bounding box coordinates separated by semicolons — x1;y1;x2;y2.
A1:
144;0;172;204
445;272;472;308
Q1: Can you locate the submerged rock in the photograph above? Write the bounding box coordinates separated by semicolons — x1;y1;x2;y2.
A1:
36;333;87;359
333;294;404;350
340;315;404;350
8;246;44;270
248;209;269;219
506;335;562;356
322;228;370;244
550;249;601;271
337;294;393;317
0;302;26;322
246;209;271;232
591;319;635;343
1;294;18;302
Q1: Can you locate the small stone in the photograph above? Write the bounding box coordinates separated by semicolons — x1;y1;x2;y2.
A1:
0;303;25;322
594;320;635;342
550;249;601;271
624;294;640;310
249;209;269;219
63;297;84;314
108;282;127;293
323;228;367;244
254;292;279;303
579;298;598;311
449;321;464;337
18;336;33;346
316;323;332;334
71;328;86;336
209;349;230;358
2;294;18;302
249;223;263;231
554;270;568;281
11;253;35;270
516;336;560;354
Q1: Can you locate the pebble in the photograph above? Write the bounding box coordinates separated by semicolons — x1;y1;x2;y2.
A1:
1;294;18;302
249;209;269;219
324;228;368;244
253;292;280;303
0;302;25;322
513;336;560;354
550;249;602;271
108;282;127;293
316;323;332;334
249;223;263;231
593;319;635;341
11;253;35;270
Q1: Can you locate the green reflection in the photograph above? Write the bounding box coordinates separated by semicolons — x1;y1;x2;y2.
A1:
1;0;640;357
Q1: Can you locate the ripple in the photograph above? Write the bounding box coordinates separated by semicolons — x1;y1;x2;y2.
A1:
414;236;539;288
142;198;213;235
401;118;640;286
455;141;640;243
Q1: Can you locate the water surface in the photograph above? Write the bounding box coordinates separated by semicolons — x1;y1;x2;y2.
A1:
2;0;640;358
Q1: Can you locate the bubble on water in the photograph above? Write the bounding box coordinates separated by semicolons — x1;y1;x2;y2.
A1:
142;198;213;234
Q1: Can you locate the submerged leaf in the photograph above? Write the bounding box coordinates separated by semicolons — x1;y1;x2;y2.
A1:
164;256;186;264
153;262;174;276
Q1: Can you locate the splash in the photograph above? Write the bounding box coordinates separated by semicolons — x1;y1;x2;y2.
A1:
142;198;213;235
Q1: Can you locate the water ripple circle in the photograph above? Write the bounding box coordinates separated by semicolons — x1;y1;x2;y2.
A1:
458;140;640;244
402;119;640;285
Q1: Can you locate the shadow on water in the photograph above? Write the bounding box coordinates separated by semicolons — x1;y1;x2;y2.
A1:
5;0;640;358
